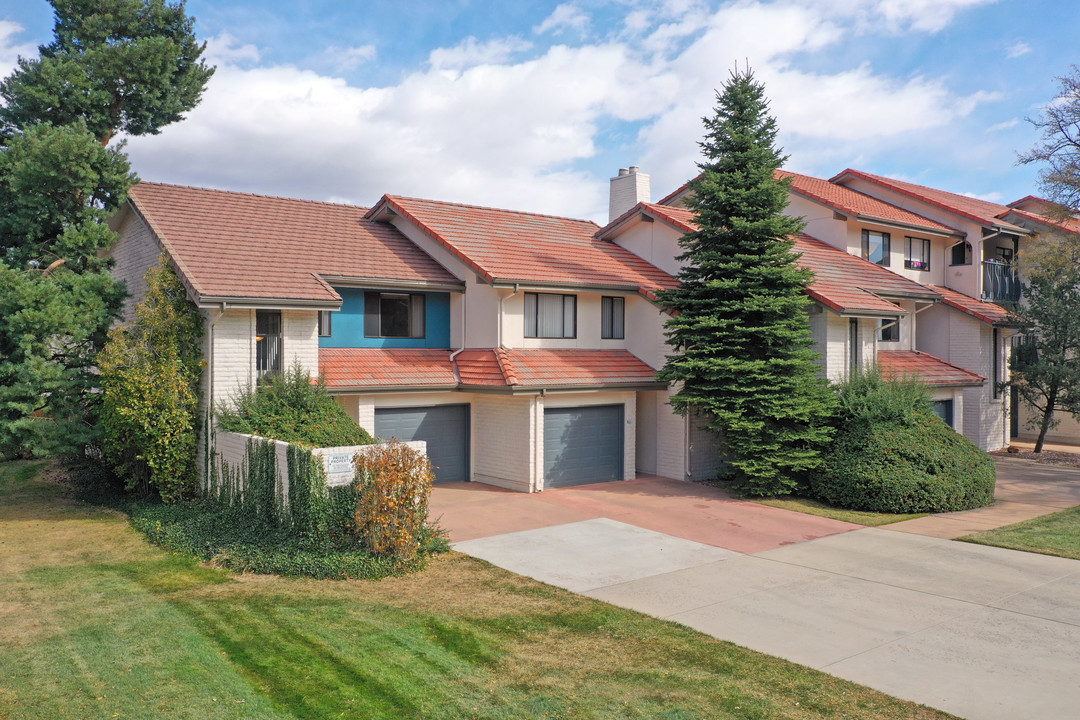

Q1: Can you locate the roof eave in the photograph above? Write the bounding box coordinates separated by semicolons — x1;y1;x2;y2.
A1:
318;275;466;292
197;295;342;310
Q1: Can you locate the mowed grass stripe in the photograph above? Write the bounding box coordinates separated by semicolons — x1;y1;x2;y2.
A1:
0;461;958;719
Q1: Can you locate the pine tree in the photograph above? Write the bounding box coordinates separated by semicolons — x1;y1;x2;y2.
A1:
0;1;212;459
657;67;835;496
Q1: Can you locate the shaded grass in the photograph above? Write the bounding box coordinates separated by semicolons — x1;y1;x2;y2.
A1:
753;495;929;526
1;460;958;719
960;505;1080;560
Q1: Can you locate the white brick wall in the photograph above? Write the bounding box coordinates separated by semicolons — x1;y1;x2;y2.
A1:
654;387;688;480
471;393;536;491
210;309;255;405
1018;400;1080;445
109;211;162;322
283;310;319;376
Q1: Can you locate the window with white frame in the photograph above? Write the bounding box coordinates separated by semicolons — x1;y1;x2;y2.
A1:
905;237;931;271
364;292;425;338
950;240;972;266
601;296;625;339
524;292;576;338
862;229;890;266
878;317;900;343
318;310;332;337
255;310;282;378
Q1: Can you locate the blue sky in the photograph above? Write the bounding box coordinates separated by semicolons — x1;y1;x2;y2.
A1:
0;0;1075;222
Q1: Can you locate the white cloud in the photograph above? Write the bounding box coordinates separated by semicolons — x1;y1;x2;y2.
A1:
429;36;531;71
986;118;1020;132
204;33;262;65
117;0;1014;222
963;190;1004;202
534;4;590;35
321;45;377;72
0;21;38;77
1006;41;1032;58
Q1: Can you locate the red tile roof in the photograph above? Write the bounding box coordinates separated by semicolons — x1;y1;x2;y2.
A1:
794;234;939;315
1002;205;1080;237
370;195;677;294
319;347;662;390
878;350;985;387
830;169;1026;233
320;349;458;389
779;170;960;236
126;182;461;305
926;285;1014;326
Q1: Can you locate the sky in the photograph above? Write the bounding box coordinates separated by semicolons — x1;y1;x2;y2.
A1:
0;0;1075;224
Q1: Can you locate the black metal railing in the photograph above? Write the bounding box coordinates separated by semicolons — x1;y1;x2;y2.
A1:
981;260;1020;303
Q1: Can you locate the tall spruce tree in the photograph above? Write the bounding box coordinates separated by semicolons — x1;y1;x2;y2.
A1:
0;0;212;459
657;67;835;496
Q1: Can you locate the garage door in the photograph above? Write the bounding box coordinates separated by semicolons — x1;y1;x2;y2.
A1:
544;405;623;488
374;405;469;483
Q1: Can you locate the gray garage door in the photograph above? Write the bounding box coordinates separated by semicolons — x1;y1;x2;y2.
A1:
374;405;469;483
543;405;623;488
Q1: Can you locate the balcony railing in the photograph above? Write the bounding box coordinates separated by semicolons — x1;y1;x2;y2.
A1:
982;260;1020;304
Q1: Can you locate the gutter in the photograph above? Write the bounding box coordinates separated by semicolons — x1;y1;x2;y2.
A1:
197;295;342;310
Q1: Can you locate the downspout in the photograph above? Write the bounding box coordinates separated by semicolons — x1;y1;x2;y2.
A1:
684;413;693;481
449;292;468;364
204;303;227;485
497;283;520;349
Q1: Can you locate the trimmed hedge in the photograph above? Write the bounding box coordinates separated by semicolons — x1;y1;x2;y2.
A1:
813;408;996;513
813;371;996;513
217;363;374;448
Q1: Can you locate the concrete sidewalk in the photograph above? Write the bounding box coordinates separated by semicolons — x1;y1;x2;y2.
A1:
456;521;1080;720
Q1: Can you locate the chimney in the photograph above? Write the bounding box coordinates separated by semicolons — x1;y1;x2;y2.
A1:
608;166;650;223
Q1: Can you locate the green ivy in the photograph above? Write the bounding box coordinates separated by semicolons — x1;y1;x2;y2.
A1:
98;256;203;502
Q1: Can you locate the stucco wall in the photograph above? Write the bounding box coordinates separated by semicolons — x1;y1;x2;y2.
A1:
1017;401;1080;445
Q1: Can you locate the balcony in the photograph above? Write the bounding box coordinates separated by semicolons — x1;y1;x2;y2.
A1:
981;260;1020;304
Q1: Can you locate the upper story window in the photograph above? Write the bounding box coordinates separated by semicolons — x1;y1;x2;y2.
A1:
255;309;282;378
950;240;972;266
365;292;425;338
878;317;900;343
905;237;931;271
318;310;332;337
862;230;890;266
601;296;625;339
524;292;576;338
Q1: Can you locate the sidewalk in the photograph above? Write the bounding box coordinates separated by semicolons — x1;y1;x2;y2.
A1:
884;456;1080;538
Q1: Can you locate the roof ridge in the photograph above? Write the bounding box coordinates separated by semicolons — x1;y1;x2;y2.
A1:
385;194;600;228
133;181;370;212
494;347;519;386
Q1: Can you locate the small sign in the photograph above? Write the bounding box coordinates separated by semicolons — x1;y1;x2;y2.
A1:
326;453;354;475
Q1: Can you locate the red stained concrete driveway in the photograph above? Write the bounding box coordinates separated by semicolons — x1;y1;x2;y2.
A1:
429;475;859;553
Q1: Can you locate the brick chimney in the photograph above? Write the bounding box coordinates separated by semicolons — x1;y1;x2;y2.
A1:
608;166;650;223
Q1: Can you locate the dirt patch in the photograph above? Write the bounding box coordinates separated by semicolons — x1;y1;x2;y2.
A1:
993;447;1080;468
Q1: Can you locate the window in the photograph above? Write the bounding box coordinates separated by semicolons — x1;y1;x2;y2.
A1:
905;237;931;271
524;292;576;338
878;317;900;343
995;246;1014;264
364;292;425;338
931;400;954;428
993;328;1001;399
849;318;859;374
862;229;890;266
255;310;282;378
601;296;625;339
318;310;332;337
950;241;972;266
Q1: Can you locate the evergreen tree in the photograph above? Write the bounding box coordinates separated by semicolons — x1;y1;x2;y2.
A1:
657;67;835;496
0;0;212;459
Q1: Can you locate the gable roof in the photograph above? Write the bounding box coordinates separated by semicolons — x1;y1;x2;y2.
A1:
318;347;663;392
596;201;698;239
926;285;1014;326
125;182;462;306
1002;197;1080;237
794;234;940;315
367;195;677;295
878;350;986;387
829;169;1027;234
780;170;961;237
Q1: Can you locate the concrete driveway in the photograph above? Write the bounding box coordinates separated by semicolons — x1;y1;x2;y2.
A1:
446;460;1080;720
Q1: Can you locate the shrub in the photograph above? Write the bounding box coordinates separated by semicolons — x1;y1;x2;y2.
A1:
216;363;374;447
355;441;435;560
812;370;996;513
98;257;203;502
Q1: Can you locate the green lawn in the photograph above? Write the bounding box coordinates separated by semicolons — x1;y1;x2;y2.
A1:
752;496;929;526
0;460;957;720
961;505;1080;560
